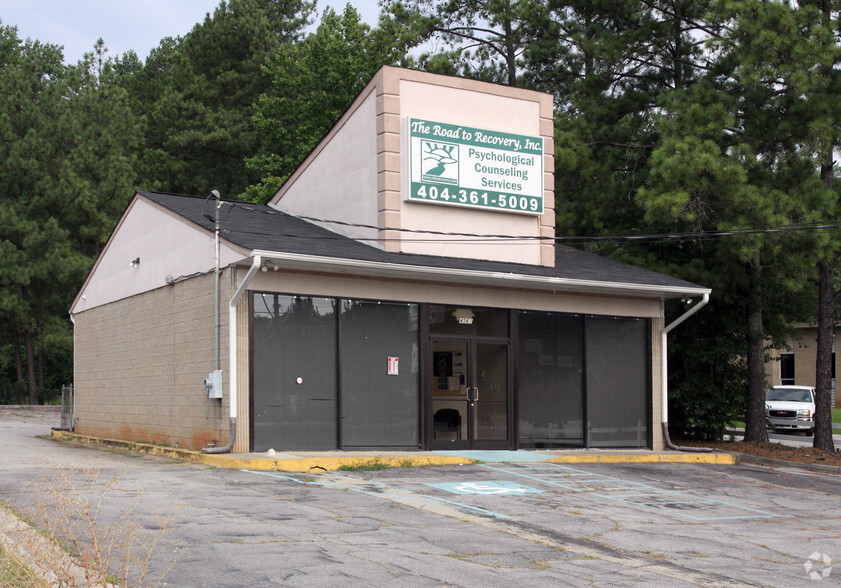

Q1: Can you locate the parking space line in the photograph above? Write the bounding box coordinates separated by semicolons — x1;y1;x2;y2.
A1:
241;469;510;519
481;463;782;521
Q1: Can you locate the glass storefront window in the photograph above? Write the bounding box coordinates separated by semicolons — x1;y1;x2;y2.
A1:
340;300;419;449
251;293;649;452
252;294;420;452
518;311;650;449
517;312;584;448
252;295;337;452
585;317;649;448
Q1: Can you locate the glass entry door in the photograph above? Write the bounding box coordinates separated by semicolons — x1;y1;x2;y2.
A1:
430;338;510;449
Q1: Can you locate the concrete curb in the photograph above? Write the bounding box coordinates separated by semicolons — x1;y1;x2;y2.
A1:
50;431;739;470
0;502;89;586
735;453;841;475
50;431;473;471
545;452;740;465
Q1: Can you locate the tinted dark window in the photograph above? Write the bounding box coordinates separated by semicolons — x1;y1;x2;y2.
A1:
780;353;794;386
585;317;649;448
517;312;584;448
340;301;419;449
252;295;337;451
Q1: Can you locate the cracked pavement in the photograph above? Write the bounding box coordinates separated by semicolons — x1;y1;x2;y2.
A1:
1;411;839;586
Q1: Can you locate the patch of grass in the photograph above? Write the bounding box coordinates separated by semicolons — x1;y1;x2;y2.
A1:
336;458;392;471
0;544;45;587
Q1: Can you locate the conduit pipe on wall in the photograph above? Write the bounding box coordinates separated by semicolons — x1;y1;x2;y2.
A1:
661;292;711;452
203;254;263;454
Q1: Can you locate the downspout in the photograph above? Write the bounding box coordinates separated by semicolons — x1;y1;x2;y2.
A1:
203;254;262;454
661;292;711;452
69;313;75;431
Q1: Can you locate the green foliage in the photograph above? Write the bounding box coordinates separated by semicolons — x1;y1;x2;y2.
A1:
0;27;141;402
636;0;841;440
383;0;549;86
131;0;316;199
666;298;747;441
246;5;405;202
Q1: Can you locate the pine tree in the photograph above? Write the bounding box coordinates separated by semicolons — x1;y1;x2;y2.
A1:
246;5;406;202
130;0;316;199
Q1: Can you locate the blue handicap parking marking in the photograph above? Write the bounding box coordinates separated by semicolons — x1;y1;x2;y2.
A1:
479;463;781;521
428;480;542;495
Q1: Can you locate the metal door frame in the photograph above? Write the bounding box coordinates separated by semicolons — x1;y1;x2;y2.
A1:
428;335;512;450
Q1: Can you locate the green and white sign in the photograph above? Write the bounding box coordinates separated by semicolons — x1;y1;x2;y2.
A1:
406;118;544;215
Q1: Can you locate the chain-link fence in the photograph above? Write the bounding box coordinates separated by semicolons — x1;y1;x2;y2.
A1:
58;384;74;430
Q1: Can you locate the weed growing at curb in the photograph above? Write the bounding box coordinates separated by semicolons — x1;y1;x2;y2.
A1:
337;458;392;471
22;461;181;586
397;457;417;468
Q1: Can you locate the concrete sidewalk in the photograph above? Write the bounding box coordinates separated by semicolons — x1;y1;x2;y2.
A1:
50;430;738;471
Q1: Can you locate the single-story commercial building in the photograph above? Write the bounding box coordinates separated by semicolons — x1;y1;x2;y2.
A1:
70;66;710;453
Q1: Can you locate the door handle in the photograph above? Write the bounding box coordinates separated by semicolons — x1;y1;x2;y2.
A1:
467;387;479;402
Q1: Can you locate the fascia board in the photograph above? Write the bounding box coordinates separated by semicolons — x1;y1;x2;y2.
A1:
250;250;711;299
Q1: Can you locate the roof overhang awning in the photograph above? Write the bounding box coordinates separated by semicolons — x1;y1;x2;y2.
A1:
249;250;711;300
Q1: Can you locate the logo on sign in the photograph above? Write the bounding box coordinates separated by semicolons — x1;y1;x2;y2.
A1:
421;140;459;185
407;118;544;215
387;357;399;376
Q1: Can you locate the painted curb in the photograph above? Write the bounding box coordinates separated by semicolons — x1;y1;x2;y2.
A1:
545;452;740;465
50;431;744;470
50;431;474;471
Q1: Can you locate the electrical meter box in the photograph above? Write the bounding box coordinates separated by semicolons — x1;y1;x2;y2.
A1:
204;370;223;399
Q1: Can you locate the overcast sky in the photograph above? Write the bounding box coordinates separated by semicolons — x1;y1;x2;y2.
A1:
1;0;382;64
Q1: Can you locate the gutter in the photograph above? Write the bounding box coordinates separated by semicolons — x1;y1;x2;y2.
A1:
251;250;709;299
661;292;711;452
203;255;262;454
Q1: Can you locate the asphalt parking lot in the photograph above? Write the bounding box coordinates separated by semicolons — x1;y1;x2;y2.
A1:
1;411;839;586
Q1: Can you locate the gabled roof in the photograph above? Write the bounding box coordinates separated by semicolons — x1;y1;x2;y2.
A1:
139;190;709;299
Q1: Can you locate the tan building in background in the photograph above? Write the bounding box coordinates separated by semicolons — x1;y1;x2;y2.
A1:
766;324;840;408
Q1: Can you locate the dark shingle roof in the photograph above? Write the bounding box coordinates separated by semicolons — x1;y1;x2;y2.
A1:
139;190;706;296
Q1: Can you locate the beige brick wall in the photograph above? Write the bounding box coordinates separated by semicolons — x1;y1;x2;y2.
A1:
73;270;236;450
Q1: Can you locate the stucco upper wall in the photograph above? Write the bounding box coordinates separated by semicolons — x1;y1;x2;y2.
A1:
399;78;543;133
71;196;247;314
270;90;379;242
269;66;555;265
395;78;551;265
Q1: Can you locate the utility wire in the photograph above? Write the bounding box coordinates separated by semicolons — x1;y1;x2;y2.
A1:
221;201;841;245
